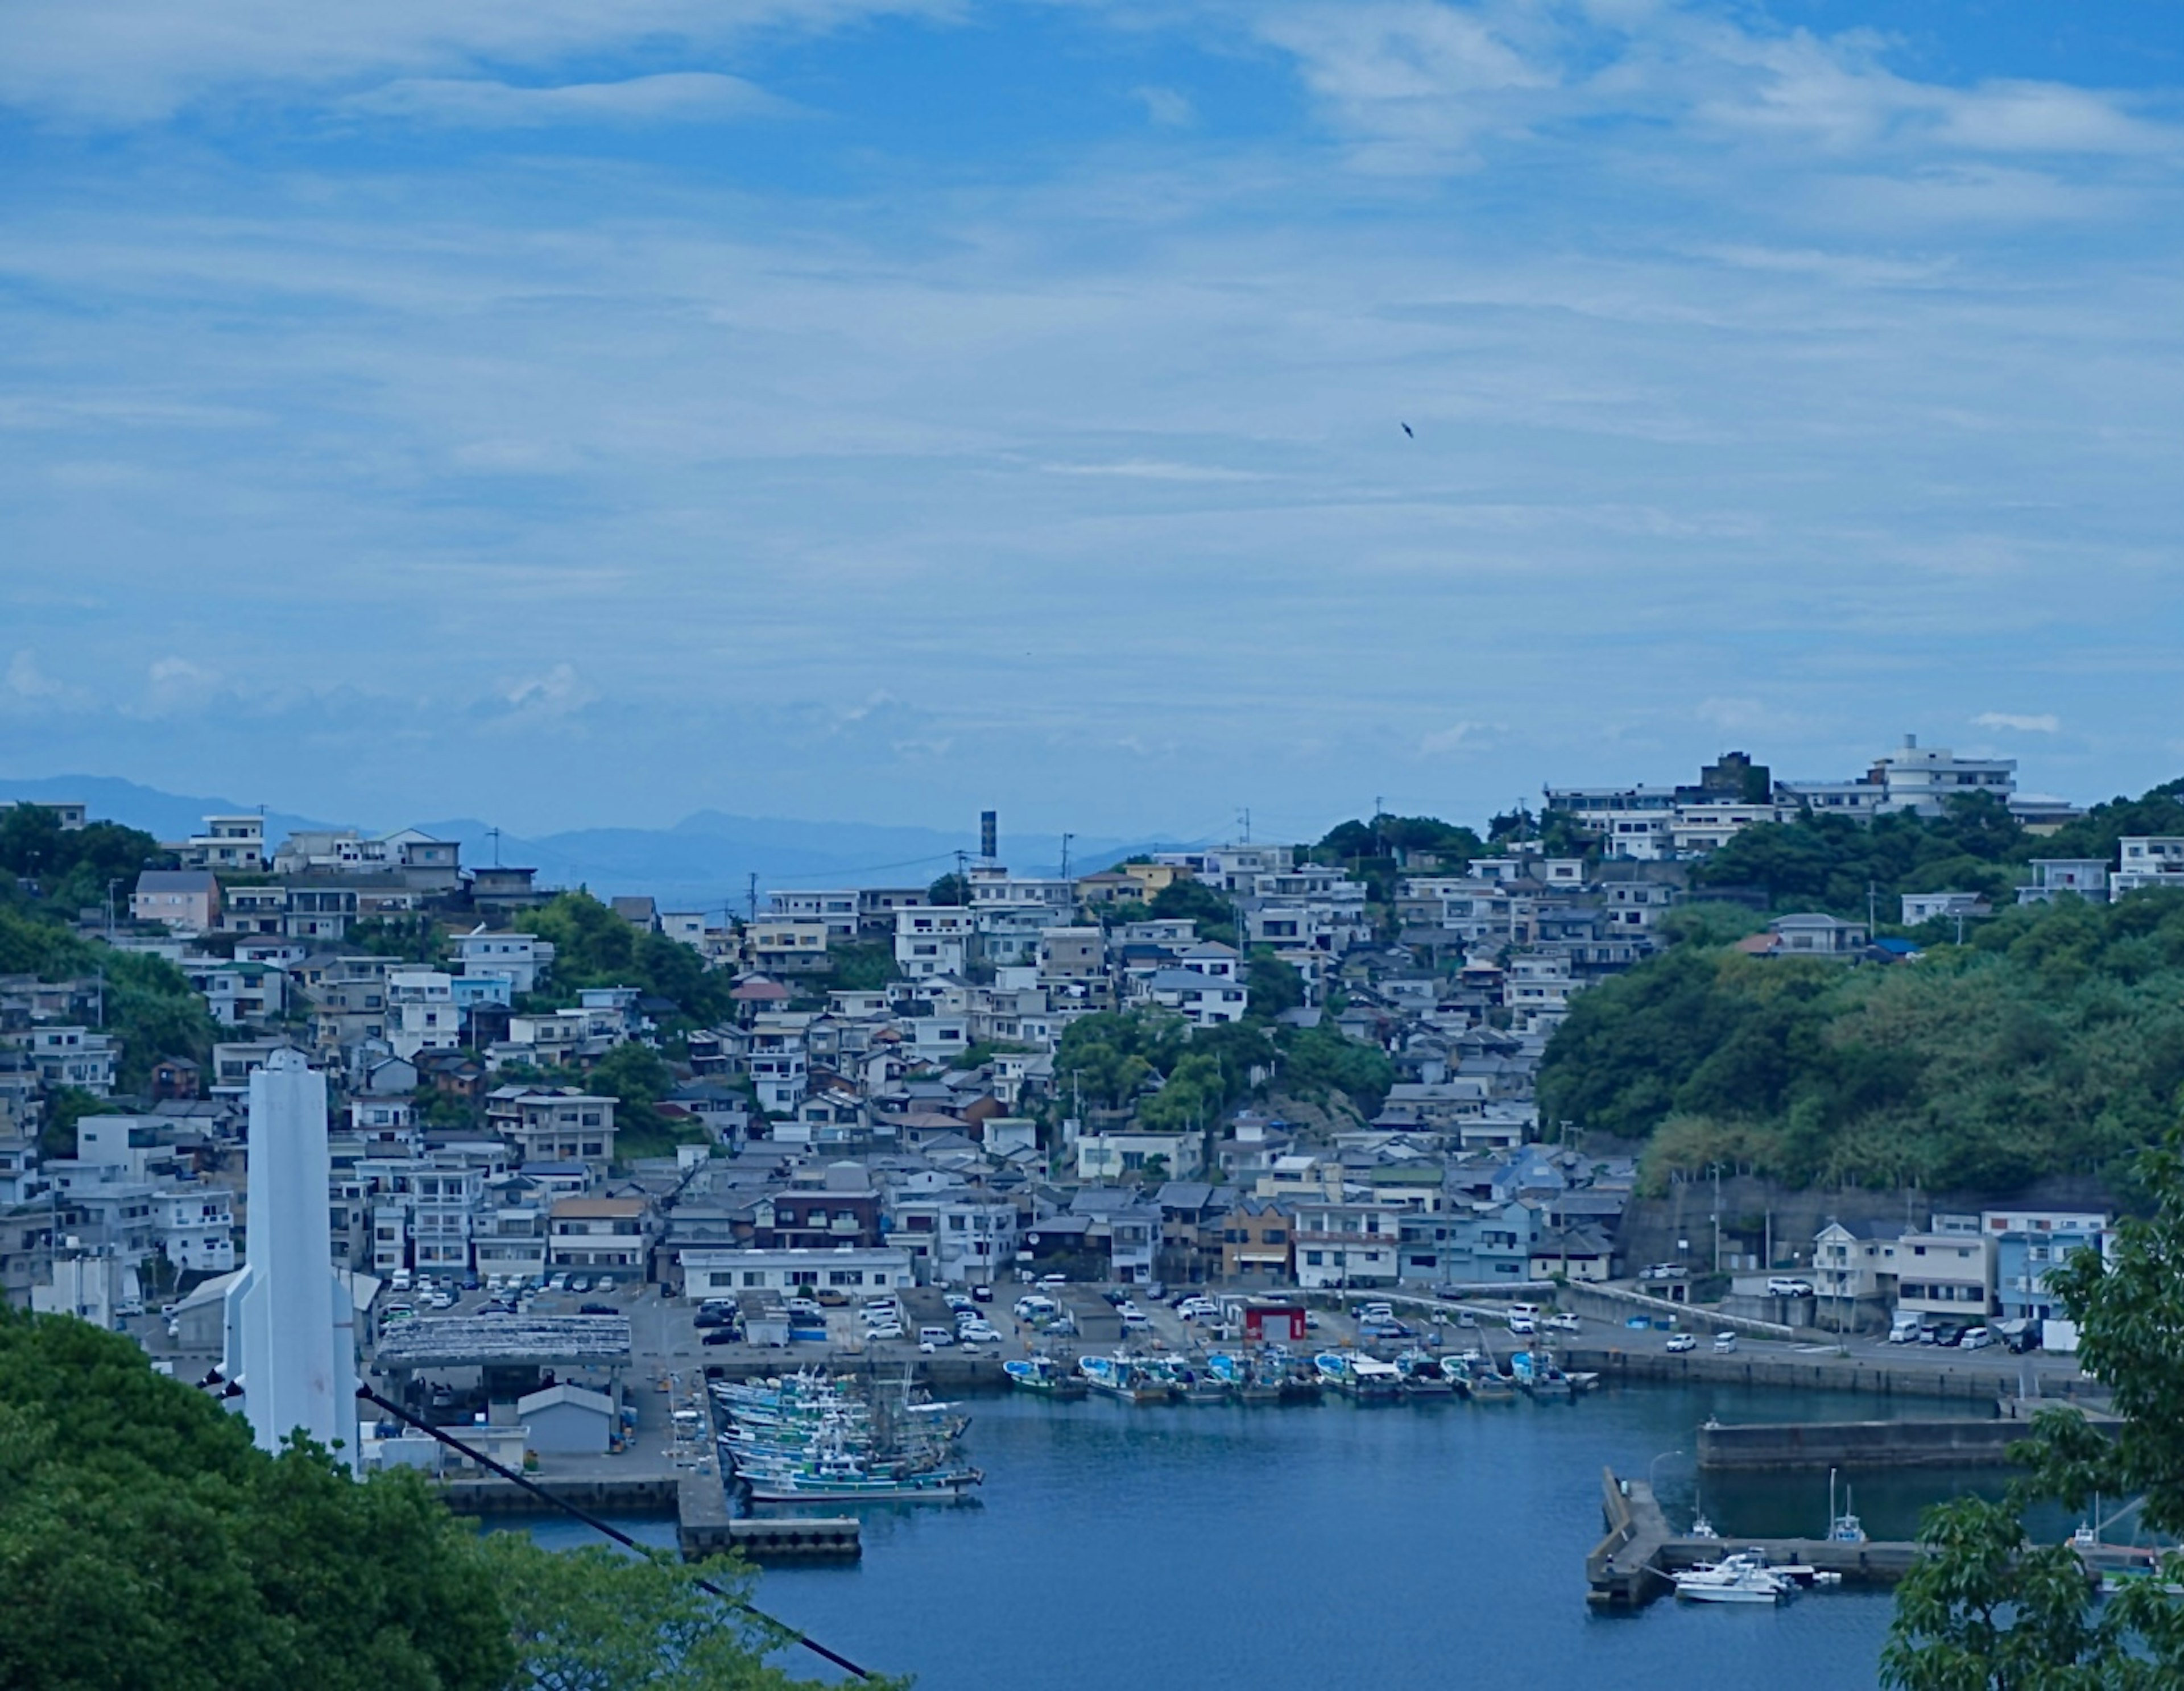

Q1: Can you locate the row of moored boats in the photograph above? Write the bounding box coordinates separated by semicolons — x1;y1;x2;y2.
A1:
1003;1345;1597;1404
712;1370;984;1503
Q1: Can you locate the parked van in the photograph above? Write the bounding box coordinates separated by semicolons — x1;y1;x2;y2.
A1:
917;1326;956;1349
1888;1312;1922;1345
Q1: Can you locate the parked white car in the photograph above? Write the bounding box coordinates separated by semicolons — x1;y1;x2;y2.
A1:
1665;1333;1697;1354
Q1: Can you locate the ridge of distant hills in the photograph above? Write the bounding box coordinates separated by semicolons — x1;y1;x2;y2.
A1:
0;775;1185;911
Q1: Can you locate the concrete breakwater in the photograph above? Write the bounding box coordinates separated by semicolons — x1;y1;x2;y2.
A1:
1586;1467;1919;1607
1698;1416;2023;1470
1560;1343;2096;1403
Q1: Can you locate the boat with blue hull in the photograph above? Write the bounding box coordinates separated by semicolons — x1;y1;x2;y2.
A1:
1077;1353;1170;1404
1314;1351;1403;1400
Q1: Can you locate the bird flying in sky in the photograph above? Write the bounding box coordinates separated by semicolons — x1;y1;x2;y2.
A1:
1401;422;1413;438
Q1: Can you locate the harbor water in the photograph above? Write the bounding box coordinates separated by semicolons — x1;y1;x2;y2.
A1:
532;1382;1993;1688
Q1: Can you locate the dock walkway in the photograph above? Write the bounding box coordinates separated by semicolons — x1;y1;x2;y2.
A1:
1587;1467;1920;1606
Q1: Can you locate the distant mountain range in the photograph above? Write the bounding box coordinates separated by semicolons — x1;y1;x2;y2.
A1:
0;775;1188;912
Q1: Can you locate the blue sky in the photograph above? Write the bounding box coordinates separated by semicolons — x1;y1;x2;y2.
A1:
3;0;2181;840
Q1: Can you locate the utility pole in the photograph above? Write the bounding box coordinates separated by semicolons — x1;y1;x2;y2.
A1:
1710;1163;1722;1274
105;878;119;941
487;826;502;868
746;873;757;923
1867;880;1878;935
1238;808;1251;844
1060;832;1074;883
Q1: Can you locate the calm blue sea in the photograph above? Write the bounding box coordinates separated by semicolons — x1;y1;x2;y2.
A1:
527;1383;1982;1688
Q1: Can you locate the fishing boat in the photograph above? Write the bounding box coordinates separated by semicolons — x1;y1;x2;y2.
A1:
1826;1470;1868;1544
1077;1353;1169;1404
1314;1351;1404;1400
743;1452;984;1504
1505;1346;1575;1401
1143;1355;1226;1403
1206;1351;1280;1403
1393;1349;1458;1398
1003;1355;1087;1398
1455;1355;1516;1400
1672;1551;1793;1605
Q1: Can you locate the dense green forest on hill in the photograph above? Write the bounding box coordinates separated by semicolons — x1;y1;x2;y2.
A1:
1541;889;2184;1194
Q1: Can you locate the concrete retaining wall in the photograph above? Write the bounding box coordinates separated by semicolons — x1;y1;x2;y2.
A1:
1698;1417;2022;1470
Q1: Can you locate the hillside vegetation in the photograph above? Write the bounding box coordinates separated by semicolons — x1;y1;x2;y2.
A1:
1540;892;2184;1194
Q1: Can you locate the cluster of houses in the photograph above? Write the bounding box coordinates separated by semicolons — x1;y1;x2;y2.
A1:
0;737;2159;1330
1811;1208;2113;1350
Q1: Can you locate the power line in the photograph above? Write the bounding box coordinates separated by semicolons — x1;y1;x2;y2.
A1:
355;1385;875;1681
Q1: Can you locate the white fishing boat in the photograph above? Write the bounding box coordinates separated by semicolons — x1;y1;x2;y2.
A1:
1672;1551;1792;1605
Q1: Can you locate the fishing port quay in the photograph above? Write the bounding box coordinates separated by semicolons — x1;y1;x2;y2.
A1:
317;1268;2115;1593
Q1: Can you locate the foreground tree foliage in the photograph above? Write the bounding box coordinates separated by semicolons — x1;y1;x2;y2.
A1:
0;1309;904;1690
1540;892;2184;1191
1884;1134;2184;1689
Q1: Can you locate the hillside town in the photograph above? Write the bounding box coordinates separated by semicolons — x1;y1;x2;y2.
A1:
0;731;2140;1375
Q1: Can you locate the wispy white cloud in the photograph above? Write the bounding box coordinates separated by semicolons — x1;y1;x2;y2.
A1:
0;0;956;123
1418;721;1492;755
339;72;789;128
7;650;65;700
1040;459;1265;482
1132;84;1195;128
1974;711;2061;735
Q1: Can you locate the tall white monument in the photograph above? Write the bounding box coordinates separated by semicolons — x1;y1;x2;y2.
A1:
222;1048;360;1471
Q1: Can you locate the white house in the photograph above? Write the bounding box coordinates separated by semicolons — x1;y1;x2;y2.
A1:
2111;838;2184;899
894;907;974;979
1869;735;2015;816
678;1245;913;1299
454;929;556;994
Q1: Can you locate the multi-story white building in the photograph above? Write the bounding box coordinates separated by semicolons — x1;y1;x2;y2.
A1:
677;1245;913;1299
2016;860;2109;906
387;970;461;1061
484;1088;617;1171
173;814;266;873
1869;735;2016;816
888;1194;1021;1285
764;890;864;940
453;929;556;995
26;1027;117;1095
548;1196;650;1272
1292;1200;1404;1288
2110;838;2184;899
894;907;974;979
1893;1229;1993;1325
155;1185;235;1274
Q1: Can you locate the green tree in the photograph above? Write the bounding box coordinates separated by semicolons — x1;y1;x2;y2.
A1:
1148;878;1236;942
347;914;451;966
1276;1023;1395;1117
38;1086;114;1160
0;1308;513;1691
514;894;733;1025
477;1533;909;1691
1245;949;1305;1019
1884;1133;2184;1688
0;1307;907;1691
1054;1009;1189;1110
926;873;967;907
0;810;163;917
